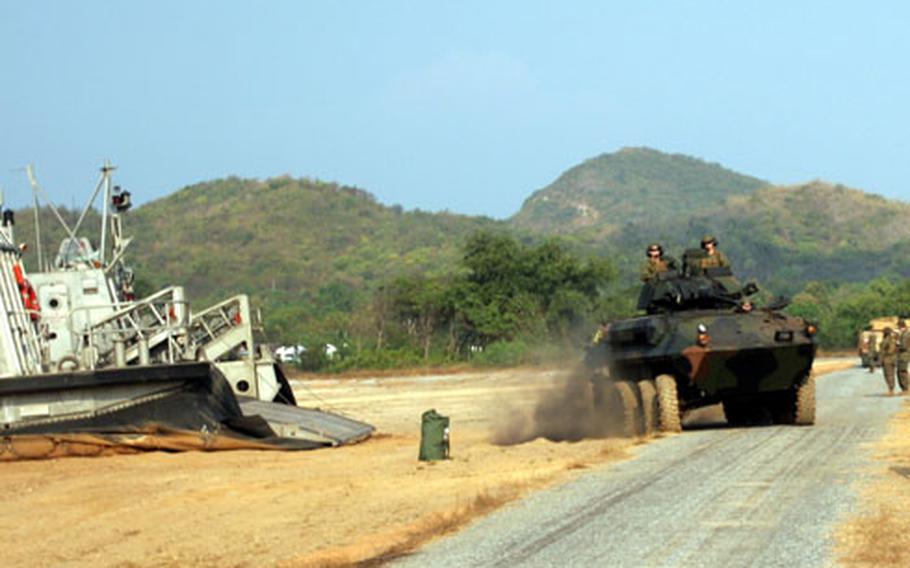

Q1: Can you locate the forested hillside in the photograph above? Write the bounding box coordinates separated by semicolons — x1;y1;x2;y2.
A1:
126;176;497;302
511;147;768;234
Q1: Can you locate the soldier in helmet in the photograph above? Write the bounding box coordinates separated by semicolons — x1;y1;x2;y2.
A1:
880;327;898;395
897;319;910;394
698;235;730;271
640;243;678;282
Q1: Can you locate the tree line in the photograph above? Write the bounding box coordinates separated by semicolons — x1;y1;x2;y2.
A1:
293;231;621;370
787;278;910;348
267;231;907;371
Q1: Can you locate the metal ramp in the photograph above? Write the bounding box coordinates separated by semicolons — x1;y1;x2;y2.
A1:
238;398;375;446
80;286;189;368
187;295;286;401
188;295;253;362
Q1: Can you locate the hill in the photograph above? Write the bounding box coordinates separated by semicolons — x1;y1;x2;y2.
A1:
11;150;910;345
123;176;497;302
510;147;768;235
12;177;499;342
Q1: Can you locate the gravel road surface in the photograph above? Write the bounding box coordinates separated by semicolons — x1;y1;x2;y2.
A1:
398;366;901;567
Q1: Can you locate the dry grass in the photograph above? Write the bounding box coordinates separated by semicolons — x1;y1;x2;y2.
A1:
289;364;561;382
294;484;527;568
810;357;857;377
289;365;474;381
840;505;910;566
837;400;910;566
287;438;629;567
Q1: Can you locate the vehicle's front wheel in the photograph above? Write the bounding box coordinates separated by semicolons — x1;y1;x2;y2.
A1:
794;375;816;425
655;374;682;433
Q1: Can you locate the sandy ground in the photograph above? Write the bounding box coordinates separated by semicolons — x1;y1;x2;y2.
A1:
837;397;910;566
0;359;852;567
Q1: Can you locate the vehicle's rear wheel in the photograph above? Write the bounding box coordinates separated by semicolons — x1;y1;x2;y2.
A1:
655;374;682;433
794;375;816;425
765;375;815;426
610;380;641;437
767;392;795;424
638;380;659;434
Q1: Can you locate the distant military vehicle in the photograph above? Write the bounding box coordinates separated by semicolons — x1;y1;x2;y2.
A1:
586;248;818;433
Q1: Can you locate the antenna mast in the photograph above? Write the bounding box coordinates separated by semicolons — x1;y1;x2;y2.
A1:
99;161;115;265
32;181;43;271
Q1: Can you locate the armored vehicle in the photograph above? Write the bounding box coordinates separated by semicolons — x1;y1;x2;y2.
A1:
586;248;818;433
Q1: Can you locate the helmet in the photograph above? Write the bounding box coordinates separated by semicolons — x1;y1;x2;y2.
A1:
701;235;718;249
646;243;663;257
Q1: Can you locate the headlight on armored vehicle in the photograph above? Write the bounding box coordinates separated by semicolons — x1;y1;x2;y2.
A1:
805;324;818;336
775;330;794;342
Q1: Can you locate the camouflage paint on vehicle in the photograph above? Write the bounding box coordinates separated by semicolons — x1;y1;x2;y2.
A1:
586;248;818;424
587;310;815;412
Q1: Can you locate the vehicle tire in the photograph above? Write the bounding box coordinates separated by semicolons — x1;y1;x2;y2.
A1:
638;380;659;434
767;391;795;425
794;375;816;426
655;374;682;433
610;380;641;437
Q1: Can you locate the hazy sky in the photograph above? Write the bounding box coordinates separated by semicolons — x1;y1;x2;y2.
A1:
1;1;908;217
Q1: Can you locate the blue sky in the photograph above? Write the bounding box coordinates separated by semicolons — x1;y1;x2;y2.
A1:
1;1;908;217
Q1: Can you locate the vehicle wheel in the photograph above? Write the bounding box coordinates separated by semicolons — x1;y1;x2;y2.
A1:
638;380;659;434
794;375;816;425
766;391;795;424
655;374;682;433
609;380;641;437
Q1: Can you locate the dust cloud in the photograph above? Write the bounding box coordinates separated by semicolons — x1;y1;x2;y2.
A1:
490;367;624;445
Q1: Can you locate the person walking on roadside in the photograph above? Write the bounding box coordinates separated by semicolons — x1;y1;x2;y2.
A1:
880;327;898;395
897;319;910;394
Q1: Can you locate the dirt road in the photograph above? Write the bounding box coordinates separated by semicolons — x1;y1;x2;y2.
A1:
397;365;900;567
